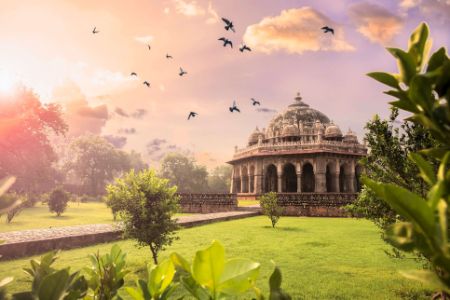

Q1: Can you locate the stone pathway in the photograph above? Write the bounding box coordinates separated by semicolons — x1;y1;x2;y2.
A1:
0;210;259;259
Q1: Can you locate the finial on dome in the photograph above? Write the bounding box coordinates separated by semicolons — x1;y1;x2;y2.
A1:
295;92;302;102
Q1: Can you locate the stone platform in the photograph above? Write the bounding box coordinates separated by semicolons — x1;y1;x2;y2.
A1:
0;211;259;260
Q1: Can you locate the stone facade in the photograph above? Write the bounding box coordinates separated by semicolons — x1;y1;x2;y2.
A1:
227;93;367;196
178;193;237;213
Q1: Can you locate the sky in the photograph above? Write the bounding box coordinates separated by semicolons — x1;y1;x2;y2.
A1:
0;0;449;168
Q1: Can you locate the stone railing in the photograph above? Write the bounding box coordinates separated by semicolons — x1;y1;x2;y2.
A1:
232;140;366;160
274;193;357;217
178;193;237;214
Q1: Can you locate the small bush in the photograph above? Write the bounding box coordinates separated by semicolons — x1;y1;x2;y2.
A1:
48;188;70;216
259;192;283;228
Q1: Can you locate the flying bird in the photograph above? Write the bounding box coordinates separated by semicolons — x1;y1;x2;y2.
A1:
239;45;251;52
188;112;198;120
251;98;260;106
218;37;233;48
179;68;187;76
221;18;235;32
147;44;151;50
166;53;173;59
321;26;334;34
143;81;150;87
92;27;99;34
229;101;240;113
130;72;137;76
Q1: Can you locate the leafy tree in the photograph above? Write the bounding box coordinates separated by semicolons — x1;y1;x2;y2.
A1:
347;108;437;231
64;135;132;195
259;192;283;228
48;187;70;216
364;23;450;294
0;87;67;193
106;169;180;264
208;165;232;193
160;153;209;193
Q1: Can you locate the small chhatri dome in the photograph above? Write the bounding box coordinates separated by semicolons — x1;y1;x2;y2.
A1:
248;127;264;145
344;128;358;143
325;122;342;138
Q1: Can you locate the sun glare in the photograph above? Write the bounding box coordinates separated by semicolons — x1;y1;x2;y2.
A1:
0;69;18;94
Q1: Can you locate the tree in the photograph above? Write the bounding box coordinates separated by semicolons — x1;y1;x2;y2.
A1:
64;135;132;195
0;87;67;193
347;108;437;231
160;153;209;193
364;23;450;294
48;187;70;216
259;192;283;228
106;169;179;264
208;165;232;193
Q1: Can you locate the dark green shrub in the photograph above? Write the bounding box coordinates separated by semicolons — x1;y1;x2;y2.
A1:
259;192;283;228
48;188;70;216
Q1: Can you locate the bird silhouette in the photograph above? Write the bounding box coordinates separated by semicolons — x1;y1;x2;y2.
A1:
166;54;173;59
147;44;151;50
239;45;251;52
229;101;240;113
92;27;99;34
251;98;260;106
188;112;198;120
130;72;137;76
179;68;187;76
221;18;235;32
143;81;150;87
321;26;334;34
218;37;233;48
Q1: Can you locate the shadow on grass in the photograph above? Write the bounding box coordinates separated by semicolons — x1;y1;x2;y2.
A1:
44;215;75;220
262;226;307;232
302;241;330;248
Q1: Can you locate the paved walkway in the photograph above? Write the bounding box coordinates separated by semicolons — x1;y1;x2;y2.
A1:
0;210;259;245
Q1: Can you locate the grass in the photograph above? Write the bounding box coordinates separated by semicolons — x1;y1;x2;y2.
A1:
0;202;115;232
0;216;430;299
0;202;191;233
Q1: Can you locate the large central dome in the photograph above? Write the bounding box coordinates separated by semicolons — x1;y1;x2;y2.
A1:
269;93;330;129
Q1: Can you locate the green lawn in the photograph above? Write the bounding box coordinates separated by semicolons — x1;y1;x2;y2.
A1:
0;217;430;299
0;202;115;232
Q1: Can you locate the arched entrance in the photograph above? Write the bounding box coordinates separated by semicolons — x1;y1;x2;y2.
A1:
264;164;277;192
339;164;348;192
249;166;255;193
241;166;248;193
301;163;315;192
234;168;241;193
282;163;297;192
326;164;333;192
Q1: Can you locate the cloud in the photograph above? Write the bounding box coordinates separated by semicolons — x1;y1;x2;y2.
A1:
205;2;220;24
146;138;191;161
103;135;127;149
349;2;404;44
135;35;154;44
131;108;147;119
402;0;450;23
114;107;129;117
173;0;205;16
118;128;136;135
257;108;278;113
114;107;147;119
243;7;354;54
53;82;109;137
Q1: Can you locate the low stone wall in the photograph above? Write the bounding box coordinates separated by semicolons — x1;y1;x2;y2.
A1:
178;193;237;213
275;193;356;217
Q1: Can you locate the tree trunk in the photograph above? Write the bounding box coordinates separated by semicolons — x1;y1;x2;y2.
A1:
149;244;158;264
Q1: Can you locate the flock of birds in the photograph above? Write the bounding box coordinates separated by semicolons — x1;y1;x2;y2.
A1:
92;18;334;121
